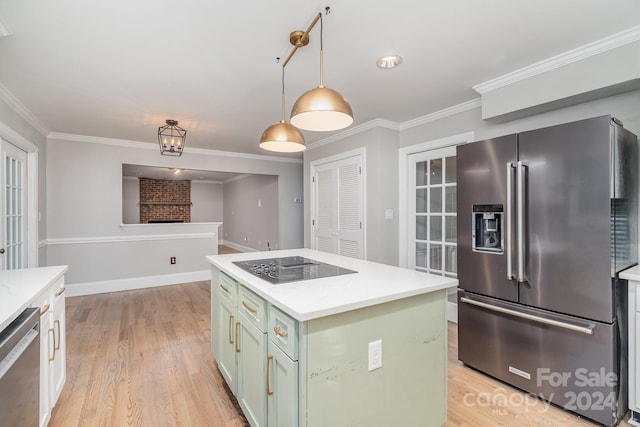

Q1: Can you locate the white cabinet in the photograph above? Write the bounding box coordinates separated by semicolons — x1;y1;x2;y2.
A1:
216;272;268;427
50;279;66;404
33;291;52;427
31;276;66;427
266;307;298;427
217;279;238;394
627;275;640;426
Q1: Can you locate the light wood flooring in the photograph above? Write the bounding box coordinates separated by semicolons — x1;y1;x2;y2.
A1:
51;282;631;427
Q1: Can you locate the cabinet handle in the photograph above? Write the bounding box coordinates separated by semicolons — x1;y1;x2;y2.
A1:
235;322;241;353
242;301;258;314
48;328;55;362
266;355;274;396
273;326;288;338
54;319;61;351
220;283;230;293
40;304;50;316
55;287;66;297
228;315;234;344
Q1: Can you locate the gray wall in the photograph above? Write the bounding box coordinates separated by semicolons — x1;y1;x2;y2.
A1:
46;136;303;284
123;177;225;234
191;180;224;226
304;89;640;268
304;127;400;266
0;98;47;264
223;174;280;251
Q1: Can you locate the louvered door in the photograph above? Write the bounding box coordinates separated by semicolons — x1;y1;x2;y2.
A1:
312;154;364;259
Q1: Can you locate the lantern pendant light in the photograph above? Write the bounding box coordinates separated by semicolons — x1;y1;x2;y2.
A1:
158;119;187;156
290;11;353;132
259;65;306;152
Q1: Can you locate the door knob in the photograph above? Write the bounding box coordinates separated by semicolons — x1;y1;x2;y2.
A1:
0;248;5;254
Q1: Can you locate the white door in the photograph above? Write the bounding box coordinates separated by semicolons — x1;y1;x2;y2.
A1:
312;153;364;259
1;140;27;270
408;146;457;277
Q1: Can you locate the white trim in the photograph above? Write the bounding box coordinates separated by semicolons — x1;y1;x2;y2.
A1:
0;83;49;136
447;301;458;323
473;25;640;94
309;147;367;260
119;222;222;230
398;132;474;268
399;99;481;130
46;232;218;246
221;240;256;253
306;99;481;152
38;239;47;249
47;132;303;164
65;270;211;297
27;151;38;267
306;119;399;151
0;121;39;153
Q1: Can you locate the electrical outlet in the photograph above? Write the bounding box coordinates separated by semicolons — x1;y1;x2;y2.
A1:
368;340;382;371
170;257;176;265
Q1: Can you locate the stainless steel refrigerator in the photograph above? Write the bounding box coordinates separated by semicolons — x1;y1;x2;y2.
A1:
456;115;638;426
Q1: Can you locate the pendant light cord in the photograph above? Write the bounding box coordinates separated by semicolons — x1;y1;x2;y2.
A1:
319;12;324;87
280;66;286;122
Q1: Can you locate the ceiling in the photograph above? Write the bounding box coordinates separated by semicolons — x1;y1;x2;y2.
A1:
122;164;246;182
0;0;638;158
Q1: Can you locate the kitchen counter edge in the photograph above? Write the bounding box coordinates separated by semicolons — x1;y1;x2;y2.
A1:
206;249;457;321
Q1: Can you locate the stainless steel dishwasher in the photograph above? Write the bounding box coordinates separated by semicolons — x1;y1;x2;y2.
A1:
0;307;40;427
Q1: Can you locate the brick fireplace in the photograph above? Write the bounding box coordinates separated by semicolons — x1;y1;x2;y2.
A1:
139;178;191;223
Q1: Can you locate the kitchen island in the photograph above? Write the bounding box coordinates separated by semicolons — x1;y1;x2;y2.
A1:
207;249;457;427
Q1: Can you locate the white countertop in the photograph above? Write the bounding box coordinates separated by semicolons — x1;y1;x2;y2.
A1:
621;265;640;282
0;265;68;331
207;249;457;321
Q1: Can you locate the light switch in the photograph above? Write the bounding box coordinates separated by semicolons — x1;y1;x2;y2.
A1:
385;209;393;220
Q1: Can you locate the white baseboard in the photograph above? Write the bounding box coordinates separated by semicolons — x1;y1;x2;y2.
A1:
447;301;458;323
66;270;210;297
221;240;257;253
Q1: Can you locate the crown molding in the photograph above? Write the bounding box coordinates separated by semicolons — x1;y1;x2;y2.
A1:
47;132;303;164
473;25;640;94
0;82;49;136
305;99;482;151
399;98;481;130
306;119;400;151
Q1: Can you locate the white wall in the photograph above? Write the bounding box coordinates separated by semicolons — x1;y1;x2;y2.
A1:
45;136;303;285
223;174;279;251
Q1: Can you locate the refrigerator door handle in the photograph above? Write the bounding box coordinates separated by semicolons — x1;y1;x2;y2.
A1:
460;296;595;335
516;161;527;282
506;162;514;280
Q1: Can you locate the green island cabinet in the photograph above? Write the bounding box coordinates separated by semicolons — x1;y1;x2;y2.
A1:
209;250;455;427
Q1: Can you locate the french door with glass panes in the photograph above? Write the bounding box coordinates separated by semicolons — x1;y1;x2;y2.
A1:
1;140;27;270
409;146;457;277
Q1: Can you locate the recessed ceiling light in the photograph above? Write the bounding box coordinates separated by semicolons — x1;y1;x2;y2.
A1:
376;55;403;69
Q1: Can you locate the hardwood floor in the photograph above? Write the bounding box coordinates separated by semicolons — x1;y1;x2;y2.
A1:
218;245;241;255
51;282;630;426
50;282;248;427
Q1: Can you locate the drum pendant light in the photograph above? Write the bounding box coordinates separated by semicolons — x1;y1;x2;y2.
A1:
290;9;353;132
259;66;305;152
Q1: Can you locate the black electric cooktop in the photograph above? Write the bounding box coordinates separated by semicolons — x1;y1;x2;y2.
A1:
233;256;357;285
